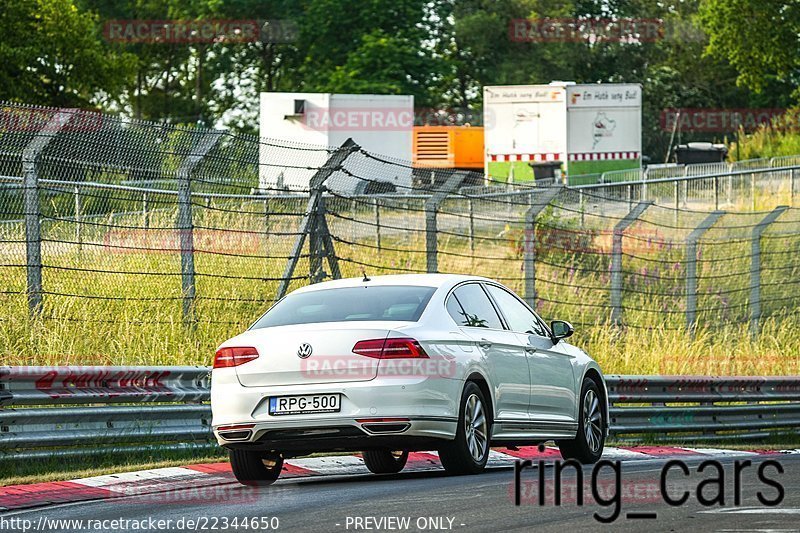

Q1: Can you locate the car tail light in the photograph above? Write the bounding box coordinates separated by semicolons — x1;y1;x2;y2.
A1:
352;338;429;359
213;346;259;368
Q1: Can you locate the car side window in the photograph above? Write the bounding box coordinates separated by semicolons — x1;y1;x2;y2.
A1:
484;284;548;337
449;284;504;329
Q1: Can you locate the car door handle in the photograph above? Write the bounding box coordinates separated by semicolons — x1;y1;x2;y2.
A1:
477;339;492;349
525;345;537;354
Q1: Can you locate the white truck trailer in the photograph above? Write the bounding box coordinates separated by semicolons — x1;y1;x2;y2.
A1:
258;92;414;194
483;82;642;183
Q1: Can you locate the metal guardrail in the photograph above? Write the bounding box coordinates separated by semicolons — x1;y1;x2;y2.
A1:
1;368;799;461
608;376;800;441
0;366;212;460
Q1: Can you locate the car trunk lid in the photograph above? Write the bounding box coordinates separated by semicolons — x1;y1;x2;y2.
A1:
229;321;409;387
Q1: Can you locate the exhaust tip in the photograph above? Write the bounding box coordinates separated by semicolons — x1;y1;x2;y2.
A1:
361;423;410;434
356;418;411;434
218;430;253;441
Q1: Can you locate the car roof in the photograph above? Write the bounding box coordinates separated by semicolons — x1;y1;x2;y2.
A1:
289;273;493;294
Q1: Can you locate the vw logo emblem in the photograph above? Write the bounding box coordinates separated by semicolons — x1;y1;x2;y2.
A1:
297;343;313;359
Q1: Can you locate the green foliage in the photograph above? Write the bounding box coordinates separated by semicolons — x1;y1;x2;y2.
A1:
728;108;800;160
0;0;135;107
699;0;800;94
2;1;800;172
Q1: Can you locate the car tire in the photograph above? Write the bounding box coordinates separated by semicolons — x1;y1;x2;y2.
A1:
229;449;284;486
362;450;409;474
558;377;605;464
439;382;491;475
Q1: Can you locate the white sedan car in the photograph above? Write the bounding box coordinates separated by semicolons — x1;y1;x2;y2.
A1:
211;274;607;484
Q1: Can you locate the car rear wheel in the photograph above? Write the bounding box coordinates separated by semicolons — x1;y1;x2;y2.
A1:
558;377;605;464
439;382;491;475
362;450;409;474
230;449;284;485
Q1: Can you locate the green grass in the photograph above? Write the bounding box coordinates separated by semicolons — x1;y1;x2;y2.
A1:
0;448;227;487
0;194;798;375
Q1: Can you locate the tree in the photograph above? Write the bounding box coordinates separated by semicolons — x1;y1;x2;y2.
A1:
0;0;134;107
699;0;800;94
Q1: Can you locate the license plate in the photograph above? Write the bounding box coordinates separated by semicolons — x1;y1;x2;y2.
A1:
269;394;341;416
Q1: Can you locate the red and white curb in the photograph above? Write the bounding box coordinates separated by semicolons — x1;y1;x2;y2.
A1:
1;446;797;512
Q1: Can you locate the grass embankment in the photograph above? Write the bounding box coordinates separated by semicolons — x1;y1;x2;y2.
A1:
0;194;797;375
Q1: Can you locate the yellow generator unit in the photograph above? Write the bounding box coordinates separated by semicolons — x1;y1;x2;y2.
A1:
413;126;484;170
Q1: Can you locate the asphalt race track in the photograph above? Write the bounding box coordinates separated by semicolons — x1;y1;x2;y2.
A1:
2;452;799;532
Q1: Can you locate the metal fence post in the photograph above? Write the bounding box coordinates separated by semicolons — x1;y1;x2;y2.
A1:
685;211;724;333
142;191;150;229
263;198;271;243
523;186;562;309
750;206;788;337
425;172;468;273
73;186;83;251
611;201;652;325
468;198;475;253
277;139;358;299
176;132;222;326
791;168;796;205
641;176;647;202
22;110;71;317
627;184;633;211
714;177;720;210
374;198;381;250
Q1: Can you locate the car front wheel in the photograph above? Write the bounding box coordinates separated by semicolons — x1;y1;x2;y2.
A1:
558;377;605;463
439;382;491;475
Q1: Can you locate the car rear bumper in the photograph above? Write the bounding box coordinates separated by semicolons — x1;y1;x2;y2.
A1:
211;369;462;453
216;416;457;453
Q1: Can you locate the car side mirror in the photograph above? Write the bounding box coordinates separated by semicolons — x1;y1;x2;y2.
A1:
550;320;574;343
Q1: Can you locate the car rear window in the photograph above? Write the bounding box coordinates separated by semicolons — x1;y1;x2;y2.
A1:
250;285;436;328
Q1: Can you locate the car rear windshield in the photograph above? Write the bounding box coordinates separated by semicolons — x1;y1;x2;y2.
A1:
250;285;437;328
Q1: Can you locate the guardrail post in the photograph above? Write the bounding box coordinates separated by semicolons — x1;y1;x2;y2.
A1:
524;186;562;309
611;201;652;325
750;205;788;337
22;110;71;317
425;172;467;273
176;131;222;326
73;185;83;251
685;211;725;333
277;139;358;299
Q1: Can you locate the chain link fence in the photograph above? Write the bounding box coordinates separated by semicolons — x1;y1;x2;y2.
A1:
1;102;800;364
